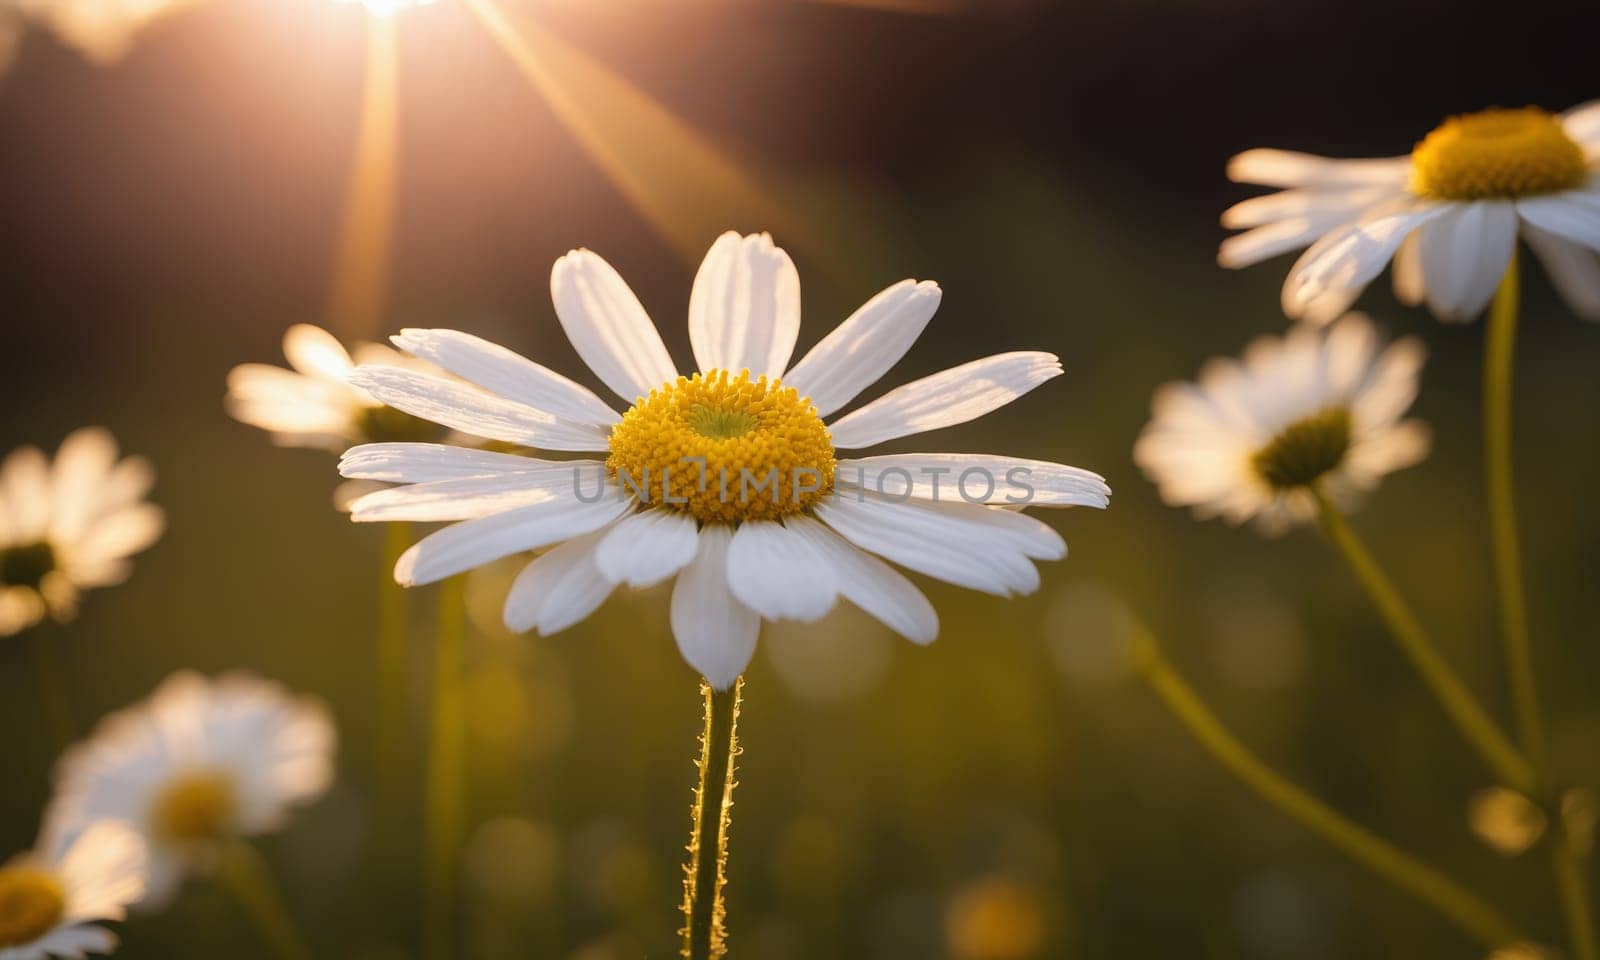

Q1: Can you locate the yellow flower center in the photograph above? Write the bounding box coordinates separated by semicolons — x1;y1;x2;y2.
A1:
606;370;835;524
0;541;56;591
0;866;65;948
1411;107;1588;200
1252;407;1352;490
151;771;238;843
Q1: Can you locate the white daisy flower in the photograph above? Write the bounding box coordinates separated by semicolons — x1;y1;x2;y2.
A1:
0;429;164;638
0;819;145;959
338;231;1110;688
1220;103;1600;323
1133;313;1429;534
47;672;337;909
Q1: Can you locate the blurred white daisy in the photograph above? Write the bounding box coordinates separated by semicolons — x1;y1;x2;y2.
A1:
0;819;145;959
13;0;204;64
1134;313;1429;534
0;428;164;637
339;230;1109;688
1221;103;1600;323
48;672;336;909
226;324;455;509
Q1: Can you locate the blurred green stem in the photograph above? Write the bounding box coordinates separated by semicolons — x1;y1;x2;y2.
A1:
424;576;467;960
376;523;409;825
1132;632;1522;948
681;678;743;960
216;842;313;960
26;627;73;751
1553;828;1600;960
1312;487;1535;794
1485;257;1598;960
1484;253;1544;771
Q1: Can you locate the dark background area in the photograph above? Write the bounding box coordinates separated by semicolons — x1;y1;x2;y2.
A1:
2;0;1598;956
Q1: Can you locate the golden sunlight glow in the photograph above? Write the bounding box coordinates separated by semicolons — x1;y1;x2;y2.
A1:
465;0;788;262
327;12;400;336
16;0;206;63
339;0;438;15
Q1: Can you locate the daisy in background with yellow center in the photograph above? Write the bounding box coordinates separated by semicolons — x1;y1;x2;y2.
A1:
0;428;164;638
1134;313;1429;534
0;820;145;960
47;671;336;911
338;230;1109;689
1220;102;1600;322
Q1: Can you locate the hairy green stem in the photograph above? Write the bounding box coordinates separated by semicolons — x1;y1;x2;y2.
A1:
1132;633;1522;948
424;576;467;960
216;842;313;960
681;678;743;960
1313;487;1535;793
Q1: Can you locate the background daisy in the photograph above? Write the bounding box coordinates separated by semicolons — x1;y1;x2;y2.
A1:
1133;313;1429;534
0;428;164;637
47;671;336;909
339;231;1109;688
1221;102;1600;322
0;819;145;959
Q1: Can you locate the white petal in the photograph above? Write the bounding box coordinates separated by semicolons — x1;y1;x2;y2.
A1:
20;923;118;957
1392;231;1426;305
814;493;1061;596
282;324;354;382
391;329;619;427
71;504;164;562
1524;224;1600;321
550;249;678;404
349;367;610;450
224;364;356;435
55;821;146;923
688;231;801;378
1284;202;1446;319
1225;150;1410;188
826;352;1062;449
1517;194;1600;252
726;520;838;622
784;279;942;418
1416;201;1518;320
503;529;616;635
339;443;557;482
837;454;1109;508
348;466;597;523
593;508;700;588
785;516;937;644
395;493;632;586
1562;99;1600;147
670;525;758;690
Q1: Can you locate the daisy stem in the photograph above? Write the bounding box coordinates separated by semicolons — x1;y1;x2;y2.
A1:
681;677;743;960
1485;256;1598;960
1484;252;1545;772
1130;632;1522;948
1312;487;1536;794
1552;827;1600;960
424;575;468;960
216;841;314;960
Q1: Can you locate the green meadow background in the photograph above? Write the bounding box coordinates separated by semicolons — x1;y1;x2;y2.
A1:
2;0;1598;956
